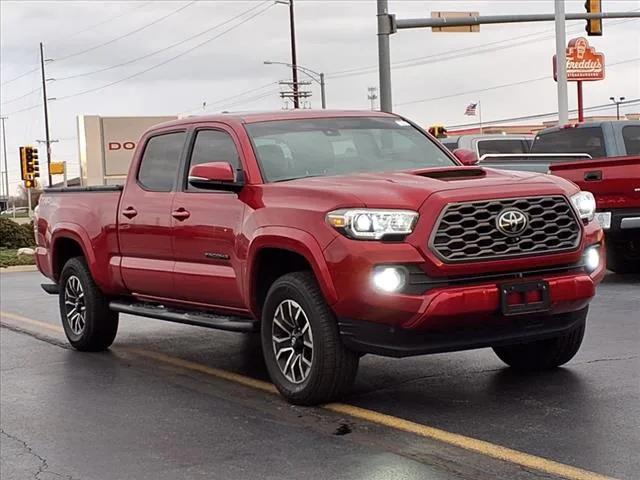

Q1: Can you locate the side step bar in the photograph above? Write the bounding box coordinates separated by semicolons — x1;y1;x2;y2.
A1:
41;283;60;294
109;300;258;333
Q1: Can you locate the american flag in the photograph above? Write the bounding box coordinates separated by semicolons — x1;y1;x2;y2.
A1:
464;102;478;116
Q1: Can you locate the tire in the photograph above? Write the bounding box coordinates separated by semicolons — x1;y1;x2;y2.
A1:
59;257;119;351
261;271;359;405
607;241;640;274
493;309;587;371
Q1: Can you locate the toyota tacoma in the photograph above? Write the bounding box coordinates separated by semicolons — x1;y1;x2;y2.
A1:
35;110;605;405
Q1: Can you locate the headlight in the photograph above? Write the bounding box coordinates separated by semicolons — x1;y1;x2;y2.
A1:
327;209;419;240
570;191;596;222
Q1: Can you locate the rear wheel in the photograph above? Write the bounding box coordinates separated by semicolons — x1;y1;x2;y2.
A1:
261;272;359;405
59;257;119;351
493;309;587;370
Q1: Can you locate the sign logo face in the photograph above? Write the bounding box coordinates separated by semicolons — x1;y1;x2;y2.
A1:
496;209;528;236
553;37;605;82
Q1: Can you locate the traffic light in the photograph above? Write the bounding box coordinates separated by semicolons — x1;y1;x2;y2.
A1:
19;145;39;189
585;0;602;36
25;146;40;178
428;125;448;139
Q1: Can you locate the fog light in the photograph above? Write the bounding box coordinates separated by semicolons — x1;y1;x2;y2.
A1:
373;267;406;293
584;246;600;273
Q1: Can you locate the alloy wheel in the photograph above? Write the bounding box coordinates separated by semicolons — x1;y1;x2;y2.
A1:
272;299;314;384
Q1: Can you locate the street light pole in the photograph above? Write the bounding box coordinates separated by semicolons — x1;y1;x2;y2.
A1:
609;96;626;120
39;42;53;187
264;61;326;108
377;0;392;112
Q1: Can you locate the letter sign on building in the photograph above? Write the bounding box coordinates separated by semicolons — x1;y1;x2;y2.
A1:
553;37;605;82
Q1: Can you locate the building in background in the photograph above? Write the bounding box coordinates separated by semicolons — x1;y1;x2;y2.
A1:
77;115;177;186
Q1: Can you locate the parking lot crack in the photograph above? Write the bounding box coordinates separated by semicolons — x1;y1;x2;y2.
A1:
0;429;79;480
578;354;638;365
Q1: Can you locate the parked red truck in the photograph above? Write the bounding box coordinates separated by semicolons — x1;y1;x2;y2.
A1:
550;155;640;273
35;110;605;405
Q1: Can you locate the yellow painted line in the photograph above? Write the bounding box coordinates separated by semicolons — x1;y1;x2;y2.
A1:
126;348;278;394
1;311;64;333
0;310;616;480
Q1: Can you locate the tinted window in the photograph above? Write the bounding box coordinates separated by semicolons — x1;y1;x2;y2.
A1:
622;125;640;155
138;132;185;191
246;117;454;182
477;139;529;156
531;127;605;158
186;130;241;190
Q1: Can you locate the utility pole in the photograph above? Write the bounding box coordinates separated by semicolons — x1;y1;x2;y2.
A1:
1;117;9;202
554;0;568;125
39;42;53;187
288;0;299;109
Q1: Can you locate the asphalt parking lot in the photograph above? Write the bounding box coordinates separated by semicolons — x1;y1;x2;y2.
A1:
1;269;638;480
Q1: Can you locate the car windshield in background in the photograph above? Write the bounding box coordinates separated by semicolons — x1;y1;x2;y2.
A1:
246;117;455;182
531;127;606;158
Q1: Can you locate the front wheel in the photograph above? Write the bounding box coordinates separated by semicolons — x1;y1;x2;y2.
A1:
493;308;587;370
59;257;119;351
261;272;359;405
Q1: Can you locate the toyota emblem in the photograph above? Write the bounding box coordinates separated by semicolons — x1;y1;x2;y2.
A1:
496;209;528;236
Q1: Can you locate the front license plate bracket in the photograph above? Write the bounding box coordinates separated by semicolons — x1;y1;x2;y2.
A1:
500;280;550;316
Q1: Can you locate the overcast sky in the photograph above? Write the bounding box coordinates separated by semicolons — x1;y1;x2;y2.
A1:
1;0;639;194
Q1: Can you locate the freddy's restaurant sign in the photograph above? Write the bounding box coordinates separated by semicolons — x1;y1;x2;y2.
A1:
553;37;605;82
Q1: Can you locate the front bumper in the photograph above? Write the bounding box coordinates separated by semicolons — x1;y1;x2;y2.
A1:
323;221;604;354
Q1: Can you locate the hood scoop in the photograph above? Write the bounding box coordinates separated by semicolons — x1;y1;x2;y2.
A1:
415;167;487;181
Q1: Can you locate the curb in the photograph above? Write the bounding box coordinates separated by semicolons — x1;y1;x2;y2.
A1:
0;265;39;273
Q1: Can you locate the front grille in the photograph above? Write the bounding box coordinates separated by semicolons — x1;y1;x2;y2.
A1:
430;196;581;262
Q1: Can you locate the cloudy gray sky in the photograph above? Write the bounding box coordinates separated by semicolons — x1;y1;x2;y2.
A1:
1;0;639;193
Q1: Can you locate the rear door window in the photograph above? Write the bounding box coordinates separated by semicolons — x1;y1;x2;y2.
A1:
531;127;606;158
622;125;640;155
138;132;186;191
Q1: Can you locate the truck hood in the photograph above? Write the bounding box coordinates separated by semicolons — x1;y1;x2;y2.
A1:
270;166;573;210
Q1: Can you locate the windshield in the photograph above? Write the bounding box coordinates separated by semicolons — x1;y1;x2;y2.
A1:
531;127;606;158
245;117;456;182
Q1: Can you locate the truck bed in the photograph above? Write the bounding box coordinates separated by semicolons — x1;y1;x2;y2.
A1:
549;156;640;210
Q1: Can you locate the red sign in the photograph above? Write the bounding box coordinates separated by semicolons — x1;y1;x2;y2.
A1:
553;37;605;82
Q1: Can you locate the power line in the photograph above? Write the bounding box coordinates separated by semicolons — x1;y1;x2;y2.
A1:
447;99;640;129
57;1;153;43
182;81;278;115
51;1;198;63
395;57;639;107
1;67;39;87
1;86;42;106
1;2;152;87
52;3;276;102
52;1;271;82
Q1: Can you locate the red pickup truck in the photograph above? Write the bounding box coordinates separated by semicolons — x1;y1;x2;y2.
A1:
35;110;605;405
550;155;640;273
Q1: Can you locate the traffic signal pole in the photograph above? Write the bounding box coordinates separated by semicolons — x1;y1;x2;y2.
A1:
554;0;569;125
39;42;52;187
376;3;640;122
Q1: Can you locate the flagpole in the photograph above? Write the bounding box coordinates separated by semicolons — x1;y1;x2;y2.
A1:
478;100;483;134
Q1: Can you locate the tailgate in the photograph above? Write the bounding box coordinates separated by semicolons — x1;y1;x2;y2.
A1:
549;156;640;210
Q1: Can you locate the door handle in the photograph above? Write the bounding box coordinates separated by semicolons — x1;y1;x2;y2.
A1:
172;208;191;221
584;170;602;181
122;207;138;219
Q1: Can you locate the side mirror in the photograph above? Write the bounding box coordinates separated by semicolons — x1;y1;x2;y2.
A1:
188;162;244;191
453;149;479;166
